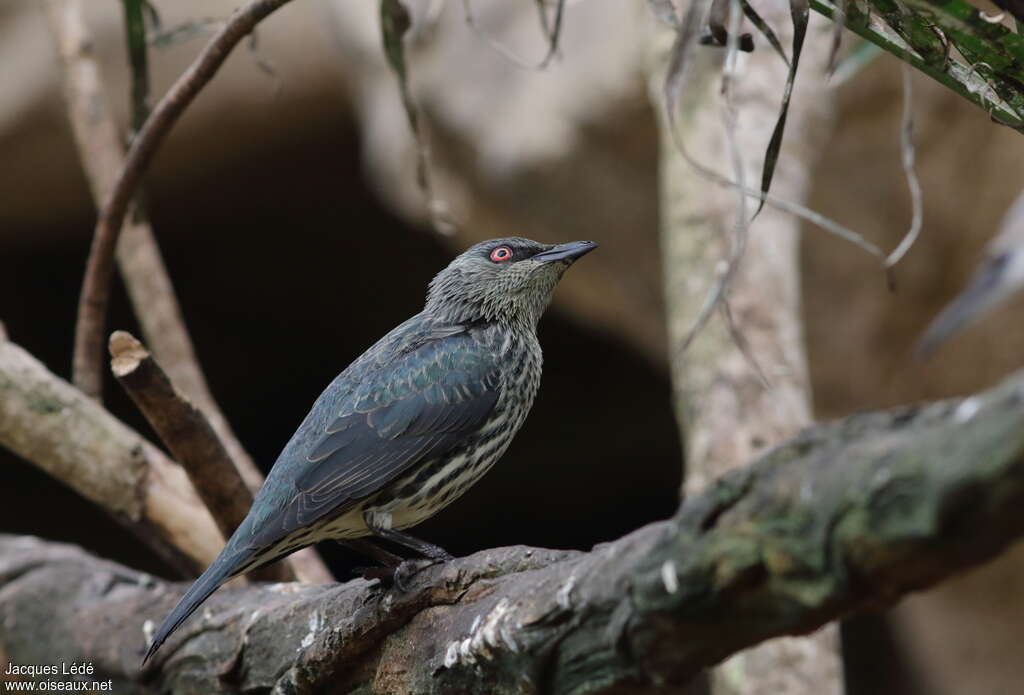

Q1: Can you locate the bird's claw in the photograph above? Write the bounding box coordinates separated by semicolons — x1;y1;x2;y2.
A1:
353;565;395;585
355;558;446;592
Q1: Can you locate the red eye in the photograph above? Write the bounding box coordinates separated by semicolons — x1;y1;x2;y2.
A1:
489;246;513;262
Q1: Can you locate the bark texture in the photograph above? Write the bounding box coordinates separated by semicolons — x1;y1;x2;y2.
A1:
46;0;283;497
645;6;842;694
108;331;293;583
45;0;330;585
0;332;223;577
4;370;1024;694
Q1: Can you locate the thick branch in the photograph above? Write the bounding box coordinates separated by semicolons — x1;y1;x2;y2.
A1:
5;372;1024;693
72;0;295;401
108;331;292;583
646;8;839;694
0;331;223;577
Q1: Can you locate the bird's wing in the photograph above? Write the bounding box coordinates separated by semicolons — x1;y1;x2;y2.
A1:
250;328;502;545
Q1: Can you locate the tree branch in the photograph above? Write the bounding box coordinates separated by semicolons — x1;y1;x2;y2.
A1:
0;331;223;577
47;0;268;493
646;7;840;694
108;331;293;583
72;0;295;401
46;0;331;584
5;370;1024;693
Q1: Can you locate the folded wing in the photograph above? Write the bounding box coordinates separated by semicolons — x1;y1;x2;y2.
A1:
251;329;502;546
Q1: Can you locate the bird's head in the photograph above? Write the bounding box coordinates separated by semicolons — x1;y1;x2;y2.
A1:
425;237;597;326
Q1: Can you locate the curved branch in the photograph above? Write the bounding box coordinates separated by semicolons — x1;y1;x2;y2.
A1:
4;370;1024;693
73;0;296;400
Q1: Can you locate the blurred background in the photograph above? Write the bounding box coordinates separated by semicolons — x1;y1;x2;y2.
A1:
2;1;1024;693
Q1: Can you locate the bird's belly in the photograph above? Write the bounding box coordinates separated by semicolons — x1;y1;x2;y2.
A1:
367;413;524;530
315;347;540;540
382;453;491;530
314;505;372;539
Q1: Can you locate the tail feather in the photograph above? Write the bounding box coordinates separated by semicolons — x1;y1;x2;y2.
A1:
143;547;249;664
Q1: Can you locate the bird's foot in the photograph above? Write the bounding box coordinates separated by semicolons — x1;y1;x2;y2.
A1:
392;557;449;592
355;558;446;592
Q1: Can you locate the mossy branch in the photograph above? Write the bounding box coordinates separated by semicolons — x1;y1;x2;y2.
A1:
4;371;1024;693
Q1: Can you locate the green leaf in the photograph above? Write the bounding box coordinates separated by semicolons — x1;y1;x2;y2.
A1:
120;0;152;135
754;0;808;218
811;0;1024;132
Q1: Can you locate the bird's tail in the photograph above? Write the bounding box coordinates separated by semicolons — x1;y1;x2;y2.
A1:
142;545;250;665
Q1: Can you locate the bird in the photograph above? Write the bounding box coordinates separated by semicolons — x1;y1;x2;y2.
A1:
143;236;597;663
916;191;1024;356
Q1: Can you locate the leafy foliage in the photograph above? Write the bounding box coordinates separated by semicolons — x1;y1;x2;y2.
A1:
815;0;1024;131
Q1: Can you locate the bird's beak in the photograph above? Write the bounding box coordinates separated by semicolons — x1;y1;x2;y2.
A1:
533;240;598;264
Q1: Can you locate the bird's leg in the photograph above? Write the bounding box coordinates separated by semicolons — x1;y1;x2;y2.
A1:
371;528;454;562
336;538;404;568
337;538;408;586
359;514;453;591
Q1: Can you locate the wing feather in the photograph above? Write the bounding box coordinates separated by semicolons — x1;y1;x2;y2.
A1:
249;326;501;545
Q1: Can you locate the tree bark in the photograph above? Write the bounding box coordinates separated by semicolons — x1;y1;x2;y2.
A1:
108;331;293;583
0;331;223;577
44;0;331;585
645;5;842;693
4;369;1024;694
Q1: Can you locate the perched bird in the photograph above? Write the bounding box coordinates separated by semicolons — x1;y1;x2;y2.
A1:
143;236;596;662
916;191;1024;356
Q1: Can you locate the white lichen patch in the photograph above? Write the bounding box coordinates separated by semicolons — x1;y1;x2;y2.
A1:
142;619;155;644
134;572;158;589
268;582;304;594
440;598;518;669
954;397;982;423
871;467;892;490
299;610;323;651
443;641;460;669
556;574;576;610
800;480;813;503
661;560;679;594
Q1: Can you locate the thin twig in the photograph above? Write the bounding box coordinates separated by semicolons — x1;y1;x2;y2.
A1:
709;0;770;390
461;0;565;70
661;0;883;261
73;0;296;402
885;65;924;268
664;119;885;260
677;0;751;354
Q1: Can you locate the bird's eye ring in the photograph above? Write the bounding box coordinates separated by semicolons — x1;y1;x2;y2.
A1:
489;246;513;262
